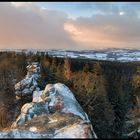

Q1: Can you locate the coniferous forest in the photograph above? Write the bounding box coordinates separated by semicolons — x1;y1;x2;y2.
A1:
0;51;140;138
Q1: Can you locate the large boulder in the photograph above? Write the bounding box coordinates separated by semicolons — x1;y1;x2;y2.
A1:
3;83;97;138
0;62;97;138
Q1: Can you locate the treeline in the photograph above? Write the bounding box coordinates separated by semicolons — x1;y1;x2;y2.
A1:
0;51;140;138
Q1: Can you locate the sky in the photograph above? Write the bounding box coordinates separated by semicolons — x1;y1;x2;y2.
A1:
0;2;140;50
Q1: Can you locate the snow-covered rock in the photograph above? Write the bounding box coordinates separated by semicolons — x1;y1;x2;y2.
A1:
10;83;97;138
0;113;96;138
15;62;40;100
0;62;97;138
12;82;97;138
42;83;89;120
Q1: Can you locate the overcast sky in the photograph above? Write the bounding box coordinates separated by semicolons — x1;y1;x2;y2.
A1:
0;2;140;50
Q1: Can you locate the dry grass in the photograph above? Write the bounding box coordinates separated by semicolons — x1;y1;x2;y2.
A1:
20;112;81;133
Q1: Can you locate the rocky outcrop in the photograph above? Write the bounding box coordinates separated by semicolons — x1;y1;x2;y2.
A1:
15;62;40;101
0;62;97;138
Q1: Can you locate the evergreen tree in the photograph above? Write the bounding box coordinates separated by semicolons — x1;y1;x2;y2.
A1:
63;58;72;81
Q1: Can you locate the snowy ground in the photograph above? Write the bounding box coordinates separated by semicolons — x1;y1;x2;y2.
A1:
1;48;140;62
47;49;140;62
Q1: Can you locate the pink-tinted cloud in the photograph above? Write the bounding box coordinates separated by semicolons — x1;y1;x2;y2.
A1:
0;2;77;49
64;13;140;49
0;2;140;50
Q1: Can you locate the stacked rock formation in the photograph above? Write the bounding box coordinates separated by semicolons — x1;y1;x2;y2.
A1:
15;62;41;101
0;62;97;138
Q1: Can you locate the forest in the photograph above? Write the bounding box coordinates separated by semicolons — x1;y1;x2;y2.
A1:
0;51;140;138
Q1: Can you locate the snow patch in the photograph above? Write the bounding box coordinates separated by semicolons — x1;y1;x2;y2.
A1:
54;124;91;138
29;127;37;132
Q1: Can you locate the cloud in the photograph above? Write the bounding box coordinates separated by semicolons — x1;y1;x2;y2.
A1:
77;2;120;15
11;2;32;7
64;6;140;49
0;2;78;50
77;2;140;17
0;2;140;50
